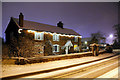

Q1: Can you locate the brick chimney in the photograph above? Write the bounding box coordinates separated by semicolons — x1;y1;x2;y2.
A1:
57;21;63;29
19;12;24;27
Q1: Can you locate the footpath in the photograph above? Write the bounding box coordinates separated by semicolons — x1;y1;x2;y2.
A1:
2;52;118;78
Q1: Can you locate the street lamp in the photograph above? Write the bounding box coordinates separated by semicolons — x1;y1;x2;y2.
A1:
109;34;113;38
107;34;114;45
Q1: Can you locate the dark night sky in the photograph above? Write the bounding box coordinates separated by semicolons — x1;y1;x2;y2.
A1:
2;2;118;43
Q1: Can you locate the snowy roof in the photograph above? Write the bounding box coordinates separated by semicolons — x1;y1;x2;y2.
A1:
12;17;81;36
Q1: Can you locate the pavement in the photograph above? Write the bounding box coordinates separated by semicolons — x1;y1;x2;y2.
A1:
2;52;118;78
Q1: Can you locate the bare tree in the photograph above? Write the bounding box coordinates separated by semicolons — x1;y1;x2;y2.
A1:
113;24;120;43
112;24;120;49
90;31;106;44
90;36;98;44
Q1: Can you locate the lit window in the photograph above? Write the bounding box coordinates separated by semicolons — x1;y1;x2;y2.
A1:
35;32;44;40
74;44;79;51
53;34;59;41
74;36;78;42
53;44;59;52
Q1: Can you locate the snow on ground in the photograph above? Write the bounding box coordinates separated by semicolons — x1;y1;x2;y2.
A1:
1;53;116;78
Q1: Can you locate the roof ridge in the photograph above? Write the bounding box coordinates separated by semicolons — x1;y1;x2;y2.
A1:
12;17;72;30
12;17;81;36
13;17;56;27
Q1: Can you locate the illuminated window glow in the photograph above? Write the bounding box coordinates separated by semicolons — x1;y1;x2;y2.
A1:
74;44;79;51
35;32;44;40
53;33;59;41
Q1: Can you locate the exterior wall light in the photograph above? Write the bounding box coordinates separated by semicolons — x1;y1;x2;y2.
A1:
85;41;87;44
18;29;22;33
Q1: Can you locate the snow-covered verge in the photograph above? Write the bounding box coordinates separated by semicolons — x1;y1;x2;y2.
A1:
1;53;117;78
2;50;105;65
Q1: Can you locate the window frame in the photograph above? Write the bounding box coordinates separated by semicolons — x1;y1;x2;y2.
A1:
74;36;78;42
35;32;44;40
53;33;59;41
53;44;59;52
74;44;78;51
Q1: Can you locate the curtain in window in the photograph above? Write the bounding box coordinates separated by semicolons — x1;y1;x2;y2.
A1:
35;32;44;40
40;32;44;40
53;34;59;41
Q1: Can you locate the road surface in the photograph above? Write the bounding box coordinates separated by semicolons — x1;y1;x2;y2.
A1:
19;54;119;79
